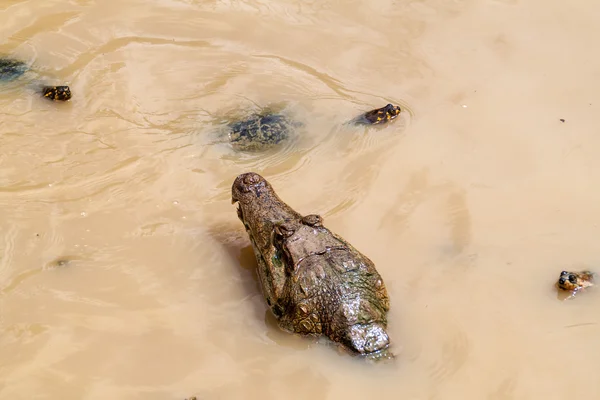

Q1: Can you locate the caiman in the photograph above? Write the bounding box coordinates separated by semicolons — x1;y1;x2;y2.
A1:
232;172;392;358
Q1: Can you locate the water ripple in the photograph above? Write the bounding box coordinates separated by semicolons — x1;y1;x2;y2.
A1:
64;36;215;78
0;224;19;294
426;327;471;383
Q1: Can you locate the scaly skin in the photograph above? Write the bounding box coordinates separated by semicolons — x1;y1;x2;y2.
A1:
232;172;391;356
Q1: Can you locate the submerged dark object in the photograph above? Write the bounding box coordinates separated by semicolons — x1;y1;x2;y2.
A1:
0;57;72;102
232;172;392;357
0;58;28;81
351;103;401;126
227;110;300;152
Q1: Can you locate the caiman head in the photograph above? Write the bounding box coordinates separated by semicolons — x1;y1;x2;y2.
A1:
232;172;393;358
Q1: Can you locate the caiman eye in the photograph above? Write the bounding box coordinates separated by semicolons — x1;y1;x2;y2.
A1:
569;275;578;284
558;278;566;285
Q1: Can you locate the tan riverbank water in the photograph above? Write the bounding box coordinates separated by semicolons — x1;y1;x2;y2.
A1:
1;0;600;399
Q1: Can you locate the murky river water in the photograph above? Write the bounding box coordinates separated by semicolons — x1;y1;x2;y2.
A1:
1;0;600;398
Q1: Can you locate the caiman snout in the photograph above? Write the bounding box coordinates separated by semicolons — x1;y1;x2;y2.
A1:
231;172;265;204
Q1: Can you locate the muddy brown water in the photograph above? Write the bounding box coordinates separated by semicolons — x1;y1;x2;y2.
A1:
1;0;600;399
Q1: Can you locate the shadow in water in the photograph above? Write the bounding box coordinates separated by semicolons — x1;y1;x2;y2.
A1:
207;221;279;331
209;221;323;352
